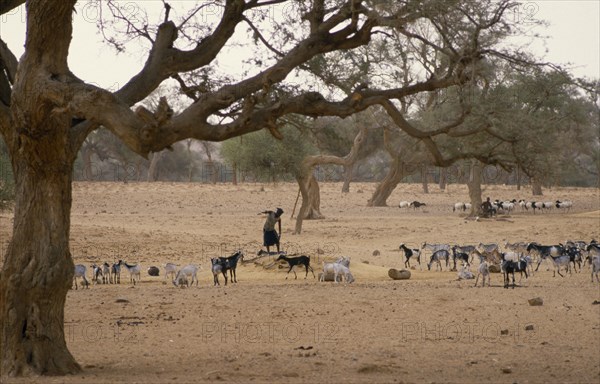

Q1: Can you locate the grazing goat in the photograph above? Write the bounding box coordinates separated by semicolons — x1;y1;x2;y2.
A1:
173;264;200;287
427;249;450;271
219;250;244;283
474;261;490;287
276;254;315;279
320;262;354;283
164;263;178;280
398;201;410;209
111;262;121;284
118;260;141;285
453;202;471;212
399;243;421;269
410;201;426;210
73;264;89;290
591;256;600;283
211;258;229;286
477;243;499;254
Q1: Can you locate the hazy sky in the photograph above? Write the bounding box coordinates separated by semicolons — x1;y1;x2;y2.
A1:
1;1;598;91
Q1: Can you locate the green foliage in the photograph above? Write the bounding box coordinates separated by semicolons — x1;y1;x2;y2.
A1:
220;126;316;181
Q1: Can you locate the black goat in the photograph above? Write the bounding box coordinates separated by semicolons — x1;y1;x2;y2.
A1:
399;243;421;269
211;258;229;286
410;201;426;210
219;250;244;283
276;254;315;279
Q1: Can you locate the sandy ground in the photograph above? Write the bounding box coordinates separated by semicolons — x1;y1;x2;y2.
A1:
1;181;600;383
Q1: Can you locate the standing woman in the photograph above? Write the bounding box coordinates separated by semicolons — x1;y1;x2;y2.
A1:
261;207;284;254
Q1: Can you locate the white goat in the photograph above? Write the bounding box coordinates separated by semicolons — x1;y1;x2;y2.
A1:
119;260;141;285
173;264;200;287
164;263;178;280
398;201;410;209
474;261;490;287
320;262;354;283
73;264;89;290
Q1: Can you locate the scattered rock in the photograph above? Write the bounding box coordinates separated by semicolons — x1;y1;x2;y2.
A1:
488;265;501;273
115;298;129;303
528;297;544;306
501;367;512;374
372;250;380;256
147;266;160;276
500;329;509;335
388;269;411;280
525;325;535;331
362;260;370;265
592;300;600;305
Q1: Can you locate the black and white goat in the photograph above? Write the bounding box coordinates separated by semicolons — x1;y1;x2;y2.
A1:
276;254;315;279
555;200;573;212
451;246;470;271
527;243;565;272
399;243;421;269
73;264;89;290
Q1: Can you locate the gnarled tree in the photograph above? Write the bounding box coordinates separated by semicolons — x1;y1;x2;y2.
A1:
0;0;542;377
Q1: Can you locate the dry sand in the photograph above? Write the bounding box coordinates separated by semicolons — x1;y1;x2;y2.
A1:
1;181;599;383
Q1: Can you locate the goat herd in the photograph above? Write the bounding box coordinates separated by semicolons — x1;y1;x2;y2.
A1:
72;238;600;290
398;199;574;214
400;240;600;288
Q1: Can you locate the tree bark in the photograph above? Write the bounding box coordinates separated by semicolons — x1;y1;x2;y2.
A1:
1;125;80;376
368;157;405;207
147;151;164;181
341;163;354;193
467;161;483;216
531;177;543;196
438;167;447;190
421;164;429;194
294;173;324;234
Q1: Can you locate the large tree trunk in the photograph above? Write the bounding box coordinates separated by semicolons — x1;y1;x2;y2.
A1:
147;150;164;181
368;157;405;207
421;164;429;194
438;167;447;190
0;1;82;374
1;127;80;376
341;163;354;193
531;177;543;196
467;161;483;216
294;173;324;234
